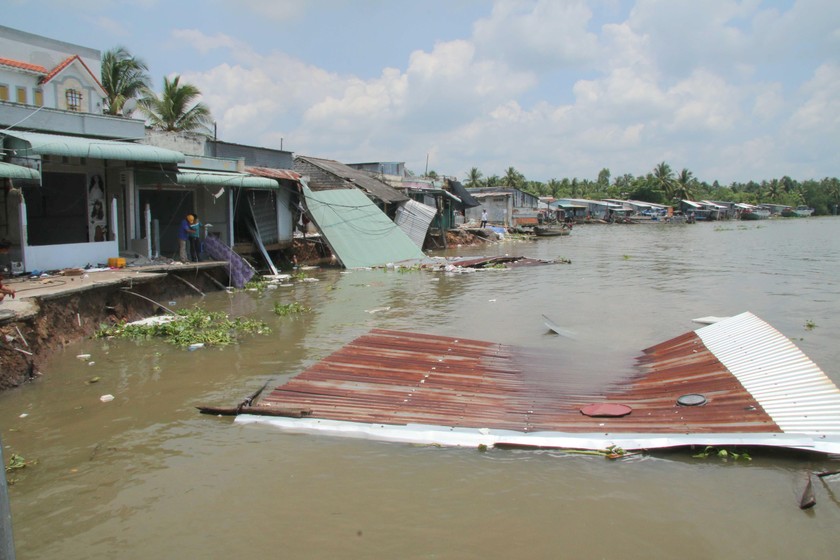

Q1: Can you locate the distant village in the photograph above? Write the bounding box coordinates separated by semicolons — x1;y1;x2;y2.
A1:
1;25;836;276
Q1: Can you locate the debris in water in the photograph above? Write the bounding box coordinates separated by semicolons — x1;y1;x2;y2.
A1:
99;394;115;403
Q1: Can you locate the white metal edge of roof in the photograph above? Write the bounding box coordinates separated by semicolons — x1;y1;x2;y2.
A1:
696;312;840;434
235;415;840;455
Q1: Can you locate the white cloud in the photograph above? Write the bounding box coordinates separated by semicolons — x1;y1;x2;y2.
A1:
472;0;599;69
150;1;839;182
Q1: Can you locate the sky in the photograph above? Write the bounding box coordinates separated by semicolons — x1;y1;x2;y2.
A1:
3;0;839;185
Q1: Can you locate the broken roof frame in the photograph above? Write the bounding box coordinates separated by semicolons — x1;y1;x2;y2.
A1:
235;312;840;456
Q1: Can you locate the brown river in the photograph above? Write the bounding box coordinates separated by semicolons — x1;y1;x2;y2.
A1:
2;217;840;559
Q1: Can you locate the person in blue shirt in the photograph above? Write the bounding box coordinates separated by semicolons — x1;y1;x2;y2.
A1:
178;213;194;262
189;214;202;262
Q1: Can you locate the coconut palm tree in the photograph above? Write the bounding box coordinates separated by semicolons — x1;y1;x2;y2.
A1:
464;167;483;188
653;162;676;201
138;75;213;133
101;47;151;116
673;168;697;201
503;166;524;188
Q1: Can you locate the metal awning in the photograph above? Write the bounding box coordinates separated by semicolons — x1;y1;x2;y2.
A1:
176;169;279;189
0;161;40;180
302;181;426;268
1;131;185;163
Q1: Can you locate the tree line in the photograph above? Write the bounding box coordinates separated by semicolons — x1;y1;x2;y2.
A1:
459;163;840;216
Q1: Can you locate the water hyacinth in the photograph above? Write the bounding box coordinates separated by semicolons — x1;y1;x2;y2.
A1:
96;307;270;348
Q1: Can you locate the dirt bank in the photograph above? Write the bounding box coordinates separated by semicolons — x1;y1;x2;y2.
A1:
0;270;227;392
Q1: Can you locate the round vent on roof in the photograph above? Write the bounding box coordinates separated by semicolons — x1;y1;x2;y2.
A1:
677;393;707;406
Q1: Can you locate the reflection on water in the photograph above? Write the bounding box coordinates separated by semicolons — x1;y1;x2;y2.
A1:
2;218;840;559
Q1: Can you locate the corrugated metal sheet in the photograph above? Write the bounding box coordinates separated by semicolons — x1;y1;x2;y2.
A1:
236;313;840;454
176;169;278;189
2;131;185;163
295;156;408;204
696;312;840;434
247;190;279;245
394;200;436;248
0;161;40;180
245;166;300;182
301;181;425;268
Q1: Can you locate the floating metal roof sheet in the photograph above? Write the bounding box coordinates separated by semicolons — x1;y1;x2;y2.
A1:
301;180;425;268
237;313;840;455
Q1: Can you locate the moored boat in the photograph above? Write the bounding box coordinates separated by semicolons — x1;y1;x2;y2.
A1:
740;207;770;220
533;224;571;236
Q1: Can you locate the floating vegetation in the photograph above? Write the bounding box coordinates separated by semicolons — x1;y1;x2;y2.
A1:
274;301;311;316
5;453;37;484
291;270;309;281
692;446;751;462
805;320;817;330
244;277;271;292
396;263;423;273
622;254;631;260
96;307;270;348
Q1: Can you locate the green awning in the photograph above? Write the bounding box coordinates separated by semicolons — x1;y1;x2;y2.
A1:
176;170;279;189
1;131;185;163
0;161;40;180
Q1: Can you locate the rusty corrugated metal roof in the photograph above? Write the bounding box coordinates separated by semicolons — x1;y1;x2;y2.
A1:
295;155;408;204
245;166;300;182
237;312;840;454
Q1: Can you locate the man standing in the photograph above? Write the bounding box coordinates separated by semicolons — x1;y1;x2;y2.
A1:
178;213;194;262
480;209;488;228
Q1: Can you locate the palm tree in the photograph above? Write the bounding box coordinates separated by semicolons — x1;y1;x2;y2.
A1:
673;168;696;201
653;162;675;201
766;179;782;202
464;167;483;188
503;166;524;188
138;75;213;133
485;175;501;188
101;47;151;116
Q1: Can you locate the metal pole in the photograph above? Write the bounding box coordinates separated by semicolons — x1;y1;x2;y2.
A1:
0;435;17;560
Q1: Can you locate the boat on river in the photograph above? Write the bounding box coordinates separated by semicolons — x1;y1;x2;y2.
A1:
740;207;771;220
781;205;814;217
533;224;571;237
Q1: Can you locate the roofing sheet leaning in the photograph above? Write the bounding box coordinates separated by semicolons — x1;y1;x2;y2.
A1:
301;180;426;269
237;312;840;455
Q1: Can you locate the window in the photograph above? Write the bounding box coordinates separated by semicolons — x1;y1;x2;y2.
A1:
16;87;26;104
66;88;82;111
34;89;43;106
0;85;8;101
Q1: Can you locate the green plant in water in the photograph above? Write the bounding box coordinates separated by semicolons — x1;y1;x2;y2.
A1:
274;301;311;316
244;276;270;292
692;446;751;462
96;307;270;348
622;254;631;260
805;320;816;331
291;270;309;281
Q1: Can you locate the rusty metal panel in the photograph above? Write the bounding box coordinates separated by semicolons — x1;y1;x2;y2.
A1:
243;314;840;453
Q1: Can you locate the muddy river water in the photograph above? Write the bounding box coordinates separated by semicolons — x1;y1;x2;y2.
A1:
2;217;840;559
